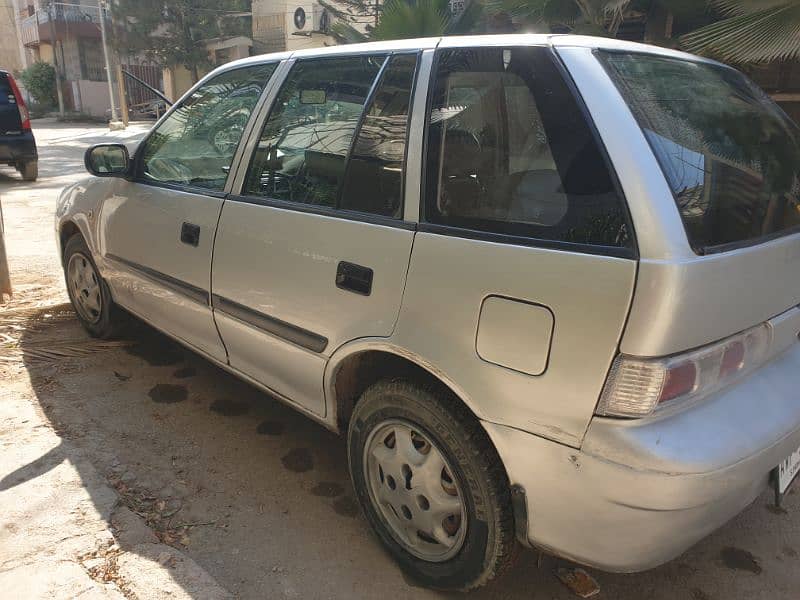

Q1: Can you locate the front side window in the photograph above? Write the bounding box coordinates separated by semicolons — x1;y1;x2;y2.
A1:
424;47;630;249
601;52;800;252
243;55;387;209
138;63;277;191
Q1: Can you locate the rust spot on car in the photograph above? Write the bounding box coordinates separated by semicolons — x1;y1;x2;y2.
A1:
148;384;187;404
281;448;314;473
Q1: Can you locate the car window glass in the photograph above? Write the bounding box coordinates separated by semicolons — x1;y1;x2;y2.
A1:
243;55;387;208
601;52;800;252
138;63;277;191
424;47;630;248
339;54;418;217
0;75;12;105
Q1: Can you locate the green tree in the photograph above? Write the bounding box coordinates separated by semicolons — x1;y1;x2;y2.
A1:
681;1;800;63
111;1;250;83
18;62;56;107
484;0;633;36
328;0;482;42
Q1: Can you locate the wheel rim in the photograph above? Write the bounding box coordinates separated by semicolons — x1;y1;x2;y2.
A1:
67;252;103;324
363;419;467;562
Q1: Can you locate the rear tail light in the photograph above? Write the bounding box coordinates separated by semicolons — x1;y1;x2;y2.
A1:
6;74;31;132
596;323;771;418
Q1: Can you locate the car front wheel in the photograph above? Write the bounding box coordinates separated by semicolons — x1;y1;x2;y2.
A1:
348;379;518;591
63;233;123;338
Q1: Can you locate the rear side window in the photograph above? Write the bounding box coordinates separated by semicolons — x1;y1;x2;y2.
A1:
138;63;277;191
601;52;800;253
423;47;630;249
243;55;387;209
339;53;418;217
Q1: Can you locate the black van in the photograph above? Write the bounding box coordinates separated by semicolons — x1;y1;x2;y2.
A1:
0;69;37;181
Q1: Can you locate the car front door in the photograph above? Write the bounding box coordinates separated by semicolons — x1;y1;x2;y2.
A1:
211;52;421;416
98;63;278;362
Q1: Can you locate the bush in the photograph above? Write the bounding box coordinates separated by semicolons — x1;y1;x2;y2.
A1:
18;62;56;107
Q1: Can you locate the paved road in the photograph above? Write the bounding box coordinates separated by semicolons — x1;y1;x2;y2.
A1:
1;120;798;599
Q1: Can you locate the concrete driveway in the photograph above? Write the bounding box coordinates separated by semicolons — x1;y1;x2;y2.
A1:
0;120;797;599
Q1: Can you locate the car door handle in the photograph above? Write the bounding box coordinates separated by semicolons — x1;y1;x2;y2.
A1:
336;261;373;296
180;222;200;247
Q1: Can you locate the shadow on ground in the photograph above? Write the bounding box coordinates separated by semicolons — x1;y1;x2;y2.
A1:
9;304;799;599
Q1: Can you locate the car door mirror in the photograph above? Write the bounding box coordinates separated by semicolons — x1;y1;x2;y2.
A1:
85;144;130;177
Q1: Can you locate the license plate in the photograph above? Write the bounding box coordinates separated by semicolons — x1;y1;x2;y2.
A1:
777;446;800;495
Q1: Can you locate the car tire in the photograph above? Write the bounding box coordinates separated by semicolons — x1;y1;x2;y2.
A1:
19;160;38;182
63;233;124;339
348;379;518;591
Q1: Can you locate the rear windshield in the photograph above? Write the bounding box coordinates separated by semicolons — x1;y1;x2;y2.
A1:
600;51;800;253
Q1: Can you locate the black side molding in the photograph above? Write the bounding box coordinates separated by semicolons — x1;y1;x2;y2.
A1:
212;294;328;354
106;254;209;306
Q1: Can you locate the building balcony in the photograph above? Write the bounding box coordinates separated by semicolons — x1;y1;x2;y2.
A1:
20;6;104;48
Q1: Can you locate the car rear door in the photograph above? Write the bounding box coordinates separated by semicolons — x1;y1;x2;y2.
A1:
212;52;421;417
98;63;278;362
390;43;638;446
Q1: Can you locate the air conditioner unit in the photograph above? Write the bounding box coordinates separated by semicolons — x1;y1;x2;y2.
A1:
288;2;329;35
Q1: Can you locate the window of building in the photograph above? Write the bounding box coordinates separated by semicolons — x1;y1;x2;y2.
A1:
78;39;105;82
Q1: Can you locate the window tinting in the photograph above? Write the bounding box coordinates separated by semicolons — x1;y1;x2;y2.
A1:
601;52;800;252
243;55;387;208
424;47;630;248
0;75;12;105
339;54;418;217
139;63;276;191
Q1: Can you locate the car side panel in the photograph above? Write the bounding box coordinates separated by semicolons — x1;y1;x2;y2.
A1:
212;202;415;417
97;181;227;361
391;234;637;446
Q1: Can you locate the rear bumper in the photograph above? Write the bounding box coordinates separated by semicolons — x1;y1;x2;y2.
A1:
484;335;800;572
0;131;37;163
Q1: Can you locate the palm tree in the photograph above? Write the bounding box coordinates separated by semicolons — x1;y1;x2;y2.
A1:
681;1;800;63
330;0;482;43
483;0;633;36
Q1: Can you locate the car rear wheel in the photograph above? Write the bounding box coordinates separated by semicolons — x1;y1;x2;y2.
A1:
347;379;518;591
19;160;37;182
63;233;124;339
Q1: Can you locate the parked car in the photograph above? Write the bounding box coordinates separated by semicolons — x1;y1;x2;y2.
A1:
0;69;37;181
56;35;800;591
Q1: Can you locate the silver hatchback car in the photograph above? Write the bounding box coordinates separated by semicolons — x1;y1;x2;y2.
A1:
56;35;800;590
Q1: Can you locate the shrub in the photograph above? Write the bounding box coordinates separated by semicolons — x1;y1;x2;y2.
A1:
18;62;56;107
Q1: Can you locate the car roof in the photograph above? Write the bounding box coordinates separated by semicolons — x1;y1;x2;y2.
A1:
205;33;722;80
